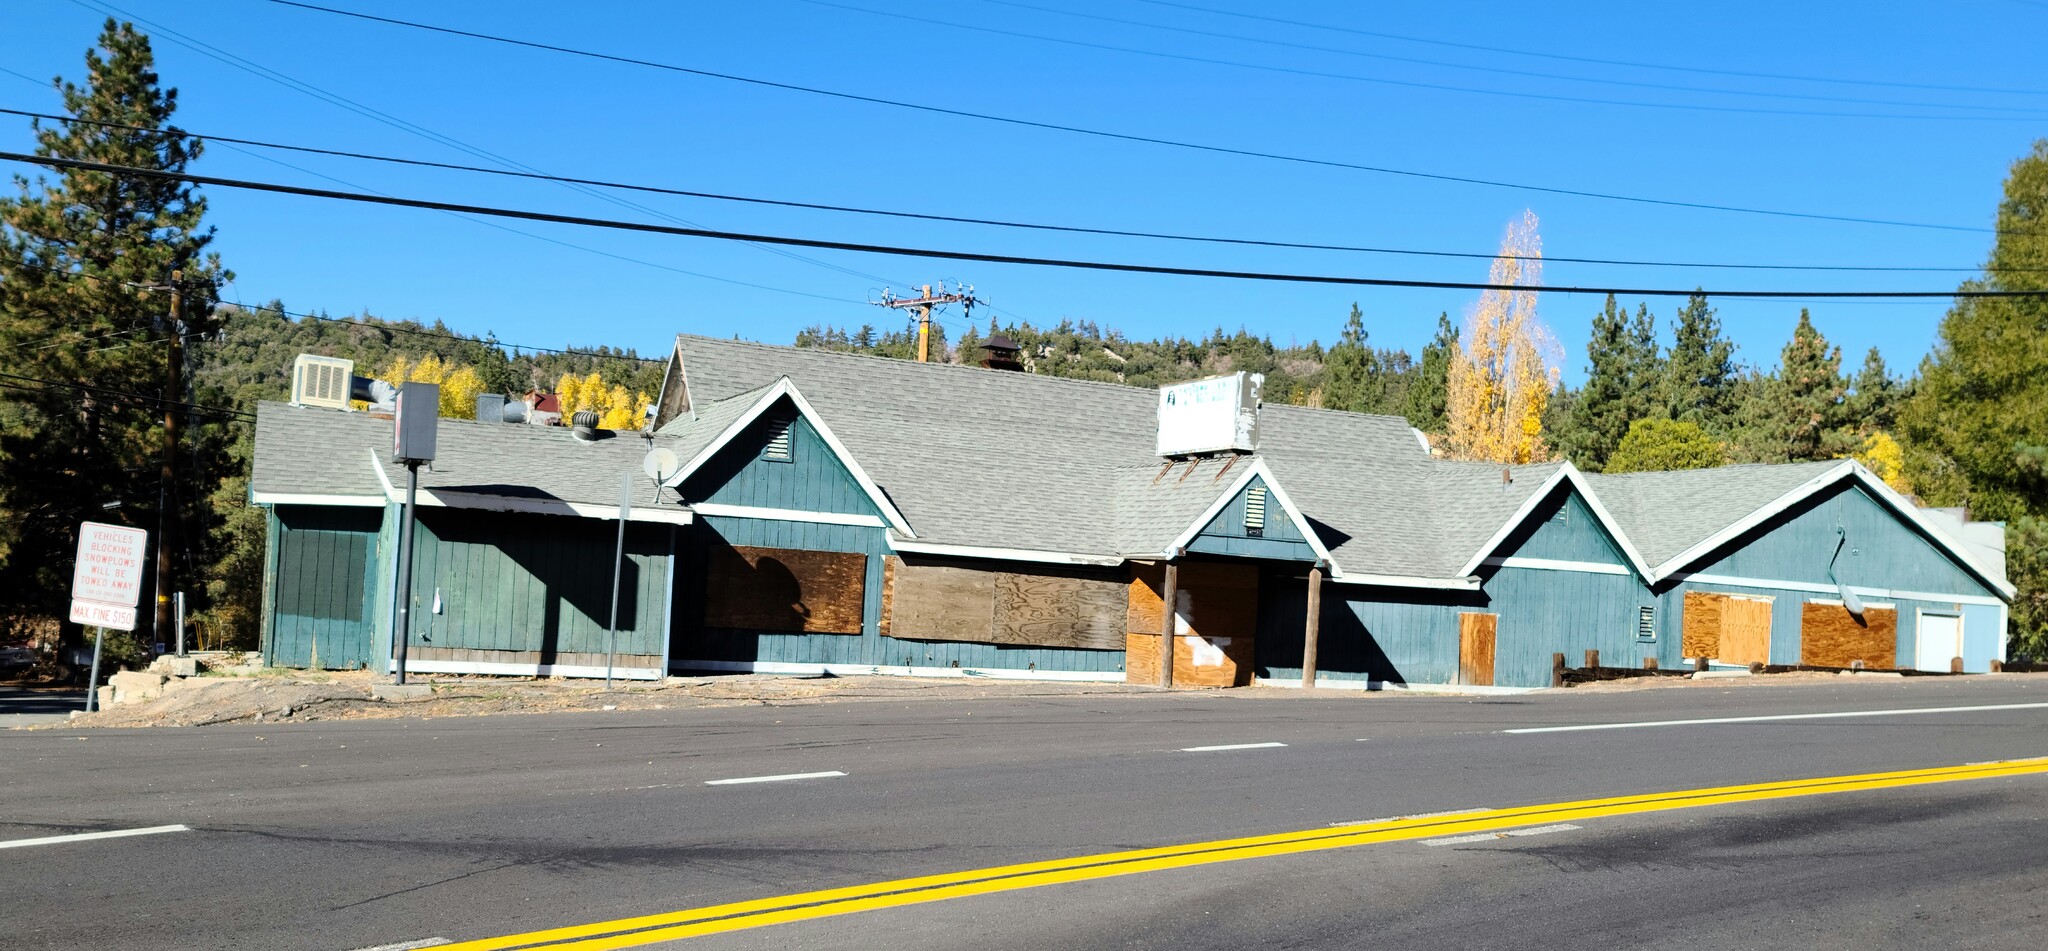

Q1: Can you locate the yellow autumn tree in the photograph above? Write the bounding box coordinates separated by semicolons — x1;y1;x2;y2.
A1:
1445;210;1560;464
1853;431;1912;494
377;354;485;419
554;371;651;430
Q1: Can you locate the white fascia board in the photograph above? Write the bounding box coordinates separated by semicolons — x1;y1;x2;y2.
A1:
1455;463;1654;581
662;378;916;538
1325;571;1482;591
692;503;884;527
1671;571;2008;607
1161;459;1341;571
889;538;1125;567
372;449;693;524
676;658;1126;682
250;492;386;507
1484;556;1631;576
1648;461;2016;601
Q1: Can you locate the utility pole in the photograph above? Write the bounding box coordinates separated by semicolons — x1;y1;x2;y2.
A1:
872;282;980;363
154;270;182;652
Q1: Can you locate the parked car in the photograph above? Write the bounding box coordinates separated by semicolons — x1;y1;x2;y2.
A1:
0;646;36;669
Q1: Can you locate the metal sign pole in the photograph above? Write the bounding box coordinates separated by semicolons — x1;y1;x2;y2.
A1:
84;626;106;713
174;591;186;657
392;459;422;685
605;472;633;690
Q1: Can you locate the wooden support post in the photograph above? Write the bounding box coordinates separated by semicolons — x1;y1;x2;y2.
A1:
1159;561;1177;689
1991;658;2004;673
1951;655;1964;674
1550;652;1566;688
1643;656;1658;671
916;284;932;363
1694;656;1709;673
1300;564;1323;689
1584;648;1599;670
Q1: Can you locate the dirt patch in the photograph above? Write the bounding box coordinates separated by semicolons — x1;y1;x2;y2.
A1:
36;670;1169;729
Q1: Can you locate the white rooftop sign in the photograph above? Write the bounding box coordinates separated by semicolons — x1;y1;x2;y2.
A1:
1157;372;1262;457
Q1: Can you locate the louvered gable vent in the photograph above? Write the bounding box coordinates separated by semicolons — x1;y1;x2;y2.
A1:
1244;485;1268;537
763;417;794;461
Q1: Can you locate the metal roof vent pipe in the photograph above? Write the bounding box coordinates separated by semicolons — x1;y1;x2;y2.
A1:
571;410;601;441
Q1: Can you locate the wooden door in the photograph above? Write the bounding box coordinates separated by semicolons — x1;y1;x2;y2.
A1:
1719;596;1774;666
1458;612;1496;687
1915;613;1961;672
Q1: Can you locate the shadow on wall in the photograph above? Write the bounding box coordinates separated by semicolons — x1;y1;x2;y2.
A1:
411;508;643;664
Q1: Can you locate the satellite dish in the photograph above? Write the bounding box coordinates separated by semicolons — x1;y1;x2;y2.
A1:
643;447;680;483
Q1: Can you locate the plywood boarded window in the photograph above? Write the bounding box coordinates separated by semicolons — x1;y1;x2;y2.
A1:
701;545;866;634
1799;601;1898;670
886;556;1126;650
1681;591;1773;665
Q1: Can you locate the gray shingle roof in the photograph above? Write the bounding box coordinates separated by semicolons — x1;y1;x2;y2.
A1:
253;402;676;510
1584;461;1844;569
254;335;1998;592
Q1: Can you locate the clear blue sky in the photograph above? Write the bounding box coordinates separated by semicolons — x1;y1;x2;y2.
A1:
4;0;2045;383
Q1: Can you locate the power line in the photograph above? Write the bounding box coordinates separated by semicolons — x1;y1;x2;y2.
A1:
262;0;2006;235
75;0;914;303
6;106;2012;275
969;0;2039;114
8;258;669;363
807;0;2047;121
0;370;256;421
1132;0;2048;98
7;150;2041;300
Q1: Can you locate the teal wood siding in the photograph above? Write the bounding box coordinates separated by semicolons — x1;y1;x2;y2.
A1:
674;515;1123;675
1683;484;1994;598
1256;568;1476;686
1512;489;1631;566
263;504;382;670
678;403;882;519
1187;475;1318;561
402;508;671;659
1487;567;1664;685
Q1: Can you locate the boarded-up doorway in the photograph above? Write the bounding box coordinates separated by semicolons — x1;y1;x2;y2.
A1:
1126;562;1259;687
1458;612;1496;687
1680;591;1773;666
1800;601;1898;669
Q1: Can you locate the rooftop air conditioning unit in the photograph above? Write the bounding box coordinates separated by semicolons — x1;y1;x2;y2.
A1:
292;354;355;410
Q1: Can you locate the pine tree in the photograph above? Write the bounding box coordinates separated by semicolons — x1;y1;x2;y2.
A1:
1405;313;1457;434
0;20;229;648
1322;303;1373;413
1562;295;1662;470
1900;139;2048;657
1770;310;1853;462
1663;292;1738;432
1846;346;1901;434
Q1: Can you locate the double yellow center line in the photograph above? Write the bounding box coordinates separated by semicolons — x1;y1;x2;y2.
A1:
439;757;2048;950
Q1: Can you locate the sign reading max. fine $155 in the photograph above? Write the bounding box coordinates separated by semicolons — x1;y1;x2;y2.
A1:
69;520;147;632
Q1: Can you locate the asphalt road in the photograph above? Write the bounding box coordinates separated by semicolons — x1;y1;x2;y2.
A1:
4;676;2046;950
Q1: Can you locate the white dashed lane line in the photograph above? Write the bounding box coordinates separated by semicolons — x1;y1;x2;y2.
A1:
0;824;192;850
1179;742;1288;753
704;771;848;786
1423;823;1582;847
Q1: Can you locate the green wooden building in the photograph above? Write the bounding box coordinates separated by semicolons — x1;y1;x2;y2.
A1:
251;334;2013;689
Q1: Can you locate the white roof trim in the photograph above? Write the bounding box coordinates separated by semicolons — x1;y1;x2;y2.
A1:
251;491;385;508
692;503;884;527
1646;461;2015;600
1325;571;1482;590
662;377;915;538
1161;459;1341;571
1456;463;1655;581
369;449;694;525
889;538;1125;567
